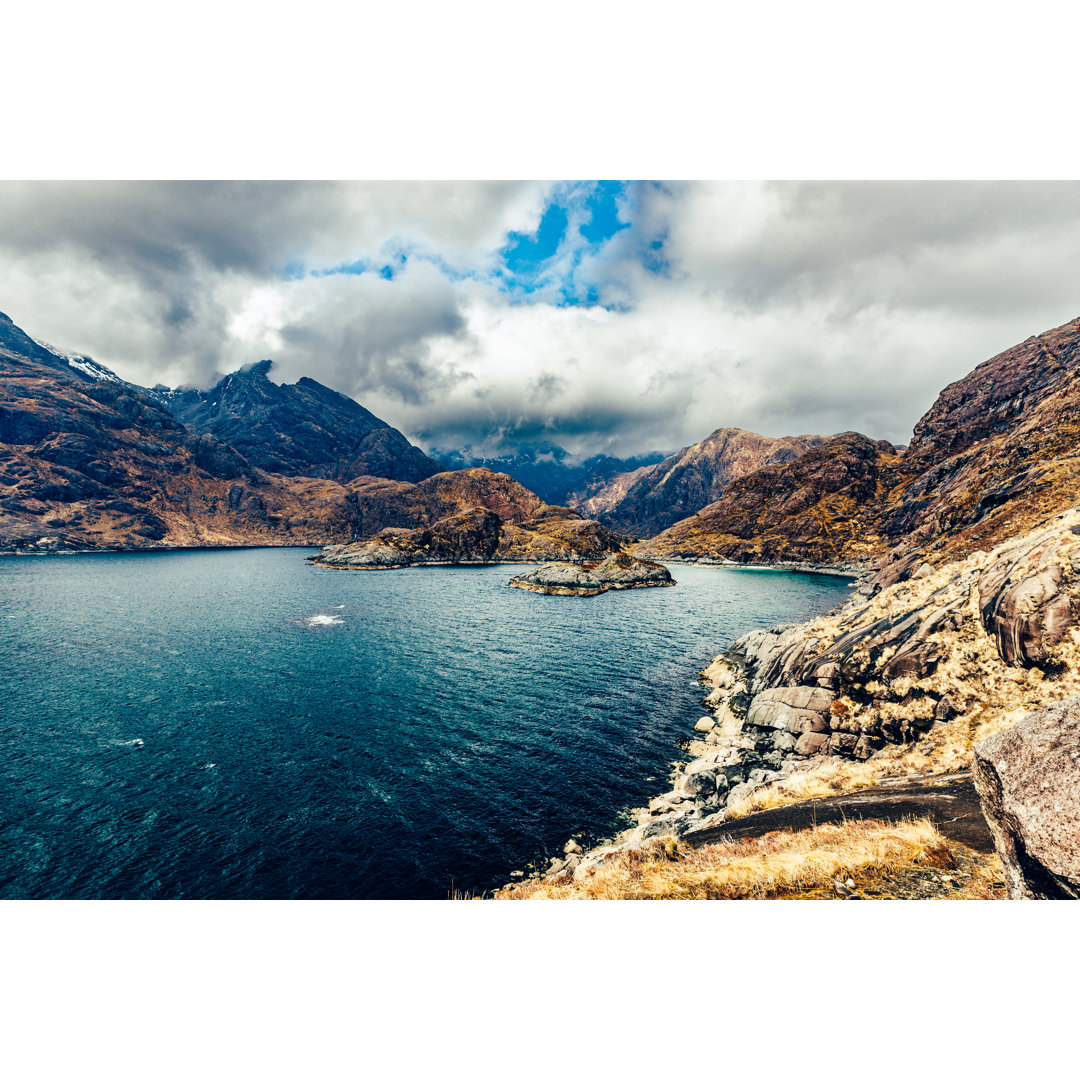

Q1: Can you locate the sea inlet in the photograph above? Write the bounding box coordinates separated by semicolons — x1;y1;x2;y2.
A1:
0;548;851;899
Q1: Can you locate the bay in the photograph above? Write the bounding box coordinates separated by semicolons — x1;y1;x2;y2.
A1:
0;549;851;899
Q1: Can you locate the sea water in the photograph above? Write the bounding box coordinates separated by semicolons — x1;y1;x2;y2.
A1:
0;549;851;899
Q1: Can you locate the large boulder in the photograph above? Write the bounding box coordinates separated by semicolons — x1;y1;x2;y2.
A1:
973;695;1080;899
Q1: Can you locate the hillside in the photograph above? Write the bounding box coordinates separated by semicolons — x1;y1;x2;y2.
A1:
501;316;1080;901
0;311;618;561
574;427;828;537
635;432;899;564
637;316;1080;573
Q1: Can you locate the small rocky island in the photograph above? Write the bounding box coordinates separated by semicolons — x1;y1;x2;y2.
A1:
508;553;675;596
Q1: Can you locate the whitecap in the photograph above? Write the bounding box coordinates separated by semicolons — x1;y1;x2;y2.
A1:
304;614;343;626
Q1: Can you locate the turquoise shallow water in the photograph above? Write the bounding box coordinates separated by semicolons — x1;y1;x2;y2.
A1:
0;549;851;899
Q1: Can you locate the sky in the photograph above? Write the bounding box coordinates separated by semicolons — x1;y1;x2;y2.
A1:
3;179;1080;459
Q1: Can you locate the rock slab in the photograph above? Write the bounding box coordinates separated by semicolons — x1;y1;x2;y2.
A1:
973;694;1080;899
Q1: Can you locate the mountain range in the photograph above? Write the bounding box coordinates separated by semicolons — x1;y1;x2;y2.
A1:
5;305;1080;582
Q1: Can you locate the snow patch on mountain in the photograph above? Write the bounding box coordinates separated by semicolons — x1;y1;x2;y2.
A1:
31;337;123;384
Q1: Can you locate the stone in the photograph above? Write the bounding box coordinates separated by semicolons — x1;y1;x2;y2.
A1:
564;838;583;855
771;730;798;751
794;731;830;755
973;695;1080;899
726;781;759;806
637;815;685;841
827;732;859;755
751;685;836;713
934;695;957;722
694;716;716;733
786;712;830;735
853;735;884;760
678;769;717;797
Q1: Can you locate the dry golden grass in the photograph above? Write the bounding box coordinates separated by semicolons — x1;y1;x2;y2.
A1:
495;818;1001;900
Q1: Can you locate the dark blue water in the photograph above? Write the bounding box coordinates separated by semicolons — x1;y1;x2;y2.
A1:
0;549;851;899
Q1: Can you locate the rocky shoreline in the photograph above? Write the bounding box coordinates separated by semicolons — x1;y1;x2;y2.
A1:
500;509;1080;894
508;553;675;596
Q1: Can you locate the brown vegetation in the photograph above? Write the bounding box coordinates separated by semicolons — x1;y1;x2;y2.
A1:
496;819;1002;900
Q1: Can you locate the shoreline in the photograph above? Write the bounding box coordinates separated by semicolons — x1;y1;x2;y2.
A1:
1;542;324;557
495;508;1080;896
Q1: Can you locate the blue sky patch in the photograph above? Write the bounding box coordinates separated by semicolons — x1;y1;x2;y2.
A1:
278;180;664;308
500;202;569;277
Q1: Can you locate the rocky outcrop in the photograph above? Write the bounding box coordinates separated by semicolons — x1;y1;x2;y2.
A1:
575;427;827;538
153;359;440;483
585;509;1080;855
309;507;627;570
508;553;675;596
635;433;900;564
974;695;1080;899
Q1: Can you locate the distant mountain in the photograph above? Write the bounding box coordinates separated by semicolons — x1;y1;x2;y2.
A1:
152;360;440;483
432;442;668;507
637;315;1080;571
578;427;829;538
635;432;899;563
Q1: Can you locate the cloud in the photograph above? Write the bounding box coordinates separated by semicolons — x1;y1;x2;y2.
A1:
2;180;1080;457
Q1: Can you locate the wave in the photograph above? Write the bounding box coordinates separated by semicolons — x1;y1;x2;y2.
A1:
304;614;343;627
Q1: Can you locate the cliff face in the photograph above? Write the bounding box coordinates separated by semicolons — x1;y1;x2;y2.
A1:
573;427;828;538
877;317;1080;565
155;360;440;483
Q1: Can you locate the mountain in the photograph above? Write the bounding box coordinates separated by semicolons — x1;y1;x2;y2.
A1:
153;360;440;483
0;311;363;551
876;316;1080;566
575;427;829;538
432;442;668;507
637;316;1080;571
635;432;900;564
0;311;624;561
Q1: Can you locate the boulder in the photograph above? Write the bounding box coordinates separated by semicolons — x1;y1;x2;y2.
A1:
794;731;830;756
678;769;717;797
745;685;835;732
973;695;1080;899
853;734;884;760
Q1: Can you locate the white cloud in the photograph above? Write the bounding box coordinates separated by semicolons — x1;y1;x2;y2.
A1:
2;180;1079;457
